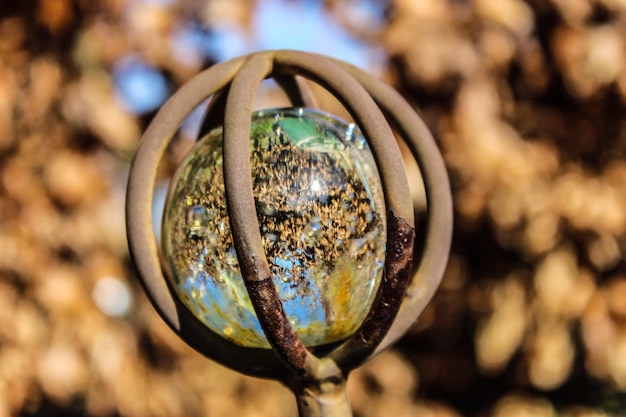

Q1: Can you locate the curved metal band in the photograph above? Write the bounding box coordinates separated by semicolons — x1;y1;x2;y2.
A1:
127;56;244;326
127;56;299;379
271;51;415;371
273;51;414;225
332;59;453;354
199;75;316;139
222;52;315;376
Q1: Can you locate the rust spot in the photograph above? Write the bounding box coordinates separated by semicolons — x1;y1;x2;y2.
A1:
335;210;414;369
246;278;309;374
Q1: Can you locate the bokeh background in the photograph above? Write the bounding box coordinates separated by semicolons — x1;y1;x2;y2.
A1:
2;0;626;416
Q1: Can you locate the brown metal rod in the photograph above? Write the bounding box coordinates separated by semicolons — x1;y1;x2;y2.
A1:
274;74;319;108
333;59;454;355
127;56;298;379
127;55;245;329
272;50;415;371
274;50;414;225
221;54;356;416
197;88;229;138
222;51;317;376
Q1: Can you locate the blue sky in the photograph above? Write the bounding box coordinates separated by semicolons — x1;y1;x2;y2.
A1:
115;0;385;114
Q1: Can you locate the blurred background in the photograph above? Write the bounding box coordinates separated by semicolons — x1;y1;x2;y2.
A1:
1;0;626;416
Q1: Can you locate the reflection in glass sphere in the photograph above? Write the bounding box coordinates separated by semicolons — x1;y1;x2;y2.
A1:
162;108;386;348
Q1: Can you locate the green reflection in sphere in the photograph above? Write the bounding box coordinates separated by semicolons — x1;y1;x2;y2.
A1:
162;108;386;348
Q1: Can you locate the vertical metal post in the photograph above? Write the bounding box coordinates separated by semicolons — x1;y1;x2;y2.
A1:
294;383;352;417
287;359;352;417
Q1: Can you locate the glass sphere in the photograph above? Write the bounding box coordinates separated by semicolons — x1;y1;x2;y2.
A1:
162;108;386;348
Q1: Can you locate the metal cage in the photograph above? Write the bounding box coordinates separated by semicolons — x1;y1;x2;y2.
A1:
126;50;452;417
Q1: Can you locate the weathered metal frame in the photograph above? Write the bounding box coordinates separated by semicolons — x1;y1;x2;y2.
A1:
126;50;453;417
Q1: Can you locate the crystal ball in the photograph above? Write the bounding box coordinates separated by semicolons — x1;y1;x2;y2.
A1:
162;108;386;348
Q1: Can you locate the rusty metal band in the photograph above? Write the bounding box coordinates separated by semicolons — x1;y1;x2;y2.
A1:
222;52;315;376
271;50;416;372
332;59;454;354
328;213;415;370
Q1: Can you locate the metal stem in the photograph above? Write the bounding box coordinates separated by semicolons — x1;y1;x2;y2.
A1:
287;359;353;417
294;383;352;417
